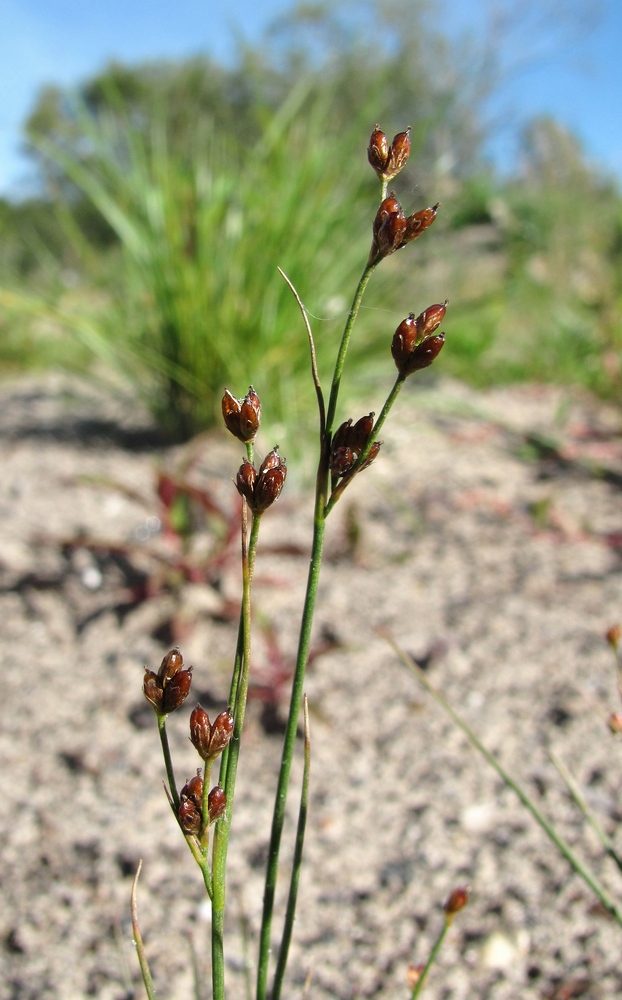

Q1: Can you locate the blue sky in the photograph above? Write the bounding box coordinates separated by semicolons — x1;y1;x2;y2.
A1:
0;0;620;197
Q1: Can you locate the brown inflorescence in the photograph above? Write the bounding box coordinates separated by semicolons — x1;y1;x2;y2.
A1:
606;624;621;651
222;386;262;443
189;705;234;762
369;195;439;265
178;771;204;834
444;886;469;918
207;785;227;823
236;447;287;515
329;413;380;480
391;302;447;378
143;647;193;716
367;125;411;182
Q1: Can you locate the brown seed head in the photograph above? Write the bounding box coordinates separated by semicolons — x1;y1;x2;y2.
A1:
208;785;227;823
606;624;621;651
401;203;439;245
209;709;235;758
158;647;184;684
236;458;257;506
369;194;406;264
254;449;287;514
143;669;163;713
181;771;204;808
417;301;448;338
178;797;202;835
385;127;411;181
368;125;389;178
143;648;192;716
330;445;356;478
329;414;375;479
222;386;262;443
360;440;382;470
189;705;212;759
444;886;469;919
392;308;446;378
161;667;193;714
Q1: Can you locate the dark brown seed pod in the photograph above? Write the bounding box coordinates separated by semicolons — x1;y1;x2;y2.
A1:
385;127;411;180
349;413;374;452
189;705;212;759
161;667;193;714
368;124;390;178
444;886;469;918
236;458;257;506
157;647;184;684
403;334;445;376
401;203;439;245
143;648;193;716
360;441;382;470
222;386;262;443
253;449;287;514
369;194;406;264
208;785;227;823
189;705;234;761
180;771;204;808
417;301;447;338
143;669;163;713
209;710;235;758
330;445;356;478
391;313;418;371
178;798;202;835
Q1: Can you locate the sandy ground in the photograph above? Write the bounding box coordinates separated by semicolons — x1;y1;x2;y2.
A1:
1;373;622;1000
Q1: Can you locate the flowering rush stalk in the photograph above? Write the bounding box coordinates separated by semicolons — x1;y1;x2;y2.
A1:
137;124;449;1000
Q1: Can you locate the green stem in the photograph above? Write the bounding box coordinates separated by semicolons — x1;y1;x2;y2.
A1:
325;262;377;436
391;637;622;927
549;750;622;876
271;697;312;1000
211;511;262;1000
158;715;179;810
256;475;328;1000
131;860;159;1000
411;918;450;999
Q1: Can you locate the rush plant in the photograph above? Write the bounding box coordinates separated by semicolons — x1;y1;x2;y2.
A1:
136;125;465;999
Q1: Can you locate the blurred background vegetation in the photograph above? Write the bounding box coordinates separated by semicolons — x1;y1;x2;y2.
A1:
0;0;620;445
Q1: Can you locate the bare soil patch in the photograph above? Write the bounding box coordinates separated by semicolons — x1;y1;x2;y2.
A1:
1;374;622;1000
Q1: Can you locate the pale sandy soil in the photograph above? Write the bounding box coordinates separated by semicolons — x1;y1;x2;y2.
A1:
1;374;622;1000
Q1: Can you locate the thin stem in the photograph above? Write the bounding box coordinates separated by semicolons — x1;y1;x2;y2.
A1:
131;860;159;1000
158;716;179;810
278;267;325;437
256;479;328;1000
325;262;377;436
388;634;622;927
211;511;262;1000
549;749;622;876
410;918;450;999
271;696;312;1000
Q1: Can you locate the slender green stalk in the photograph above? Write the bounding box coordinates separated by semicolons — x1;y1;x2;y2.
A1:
271;696;312;1000
131;860;159;1000
549;749;622;876
157;716;179;810
410;917;450;999
325;262;378;436
389;635;622;927
211;511;262;1000
256;479;328;1000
